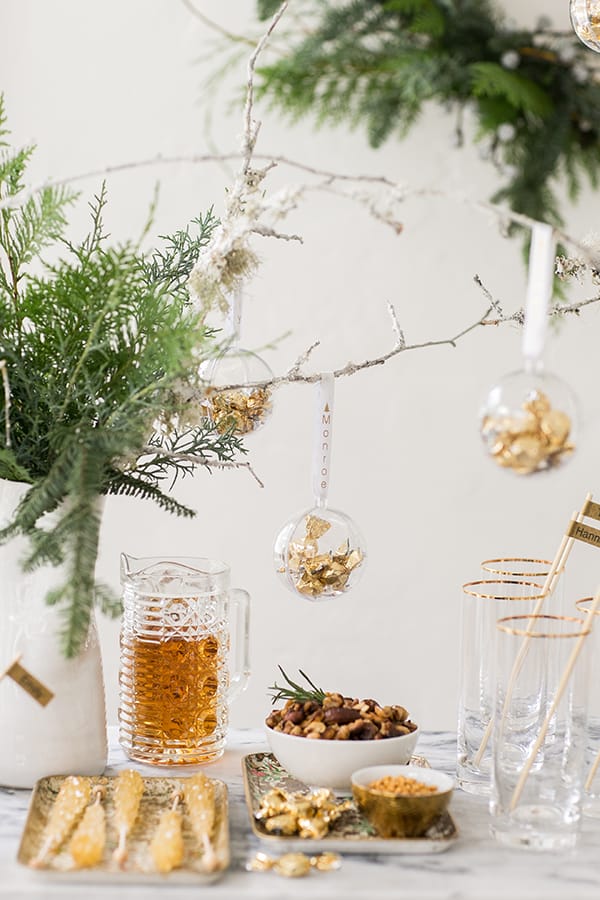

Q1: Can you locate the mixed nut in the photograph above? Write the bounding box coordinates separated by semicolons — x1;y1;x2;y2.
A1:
266;693;418;741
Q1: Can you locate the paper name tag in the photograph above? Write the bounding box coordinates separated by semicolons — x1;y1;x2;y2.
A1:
567;519;600;550
1;659;54;706
584;499;600;522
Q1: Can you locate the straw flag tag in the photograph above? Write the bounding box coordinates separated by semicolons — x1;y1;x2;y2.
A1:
0;655;54;706
583;499;600;521
567;498;600;549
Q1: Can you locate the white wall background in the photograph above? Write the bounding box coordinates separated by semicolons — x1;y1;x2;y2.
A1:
1;0;600;733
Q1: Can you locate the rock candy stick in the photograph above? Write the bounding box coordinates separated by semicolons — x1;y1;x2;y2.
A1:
31;776;91;868
182;773;217;873
69;786;106;868
150;791;184;874
112;769;144;866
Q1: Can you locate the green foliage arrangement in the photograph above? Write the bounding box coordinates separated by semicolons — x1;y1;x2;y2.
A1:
0;98;243;656
253;0;600;230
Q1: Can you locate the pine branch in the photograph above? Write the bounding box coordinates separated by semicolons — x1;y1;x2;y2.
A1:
470;63;553;119
0;443;79;543
139;208;219;296
220;0;600;233
106;472;197;518
93;583;122;618
0;104;247;655
0;447;32;484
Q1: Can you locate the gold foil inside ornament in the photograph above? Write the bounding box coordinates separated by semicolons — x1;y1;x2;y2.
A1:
283;515;364;597
481;389;574;475
205;386;272;435
306;516;331;541
575;8;600;41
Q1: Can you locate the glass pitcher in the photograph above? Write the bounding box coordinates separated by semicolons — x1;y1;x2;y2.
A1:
118;555;250;765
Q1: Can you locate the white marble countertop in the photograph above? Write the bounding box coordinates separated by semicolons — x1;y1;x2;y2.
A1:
2;728;600;899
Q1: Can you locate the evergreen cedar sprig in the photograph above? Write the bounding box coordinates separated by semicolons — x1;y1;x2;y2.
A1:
268;666;327;706
0;96;243;657
253;0;600;232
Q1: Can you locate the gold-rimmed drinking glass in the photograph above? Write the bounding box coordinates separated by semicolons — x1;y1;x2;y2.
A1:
481;558;552;579
457;579;546;795
575;597;600;816
491;614;591;850
481;557;565;613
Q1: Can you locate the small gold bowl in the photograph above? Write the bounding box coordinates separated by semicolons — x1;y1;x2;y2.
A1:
351;765;453;838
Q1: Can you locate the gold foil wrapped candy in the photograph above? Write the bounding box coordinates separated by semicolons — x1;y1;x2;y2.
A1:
481;388;575;475
312;852;342;871
273;853;312;878
279;513;365;598
246;850;342;877
255;787;353;839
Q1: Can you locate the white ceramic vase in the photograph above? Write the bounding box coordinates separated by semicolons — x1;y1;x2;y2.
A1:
0;479;107;788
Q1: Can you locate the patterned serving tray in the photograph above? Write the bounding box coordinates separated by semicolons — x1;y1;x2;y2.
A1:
242;752;458;855
17;774;229;883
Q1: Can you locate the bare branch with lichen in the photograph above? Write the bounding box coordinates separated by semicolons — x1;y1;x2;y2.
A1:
243;3;289;174
0;153;595;264
387;302;405;350
2;0;600;455
473;271;600;326
179;0;256;47
285;341;321;379
203;302;496;393
140;445;264;488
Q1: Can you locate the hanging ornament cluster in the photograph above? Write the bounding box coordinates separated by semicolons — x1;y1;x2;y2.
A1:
570;0;600;53
273;375;366;600
200;289;273;435
479;224;578;475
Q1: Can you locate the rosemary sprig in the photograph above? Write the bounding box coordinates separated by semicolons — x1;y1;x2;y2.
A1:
268;666;327;706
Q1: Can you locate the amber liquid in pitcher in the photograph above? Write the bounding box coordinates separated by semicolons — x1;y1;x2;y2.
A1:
119;631;226;765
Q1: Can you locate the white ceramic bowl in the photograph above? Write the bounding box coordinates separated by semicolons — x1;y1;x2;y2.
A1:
265;725;419;790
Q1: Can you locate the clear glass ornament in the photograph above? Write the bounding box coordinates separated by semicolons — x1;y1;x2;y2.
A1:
570;0;600;52
199;288;274;435
480;362;578;475
274;504;366;601
480;223;579;476
200;347;273;435
273;375;366;601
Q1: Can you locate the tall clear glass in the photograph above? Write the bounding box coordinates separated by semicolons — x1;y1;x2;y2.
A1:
491;614;590;850
457;580;546;795
575;597;600;816
119;555;250;765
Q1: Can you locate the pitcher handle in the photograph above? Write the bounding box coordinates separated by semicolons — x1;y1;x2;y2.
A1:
227;588;250;704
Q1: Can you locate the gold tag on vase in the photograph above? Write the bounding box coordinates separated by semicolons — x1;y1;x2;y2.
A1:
1;656;54;706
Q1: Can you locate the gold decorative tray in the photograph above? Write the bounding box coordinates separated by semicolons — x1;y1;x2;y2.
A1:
243;752;458;855
17;774;229;883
